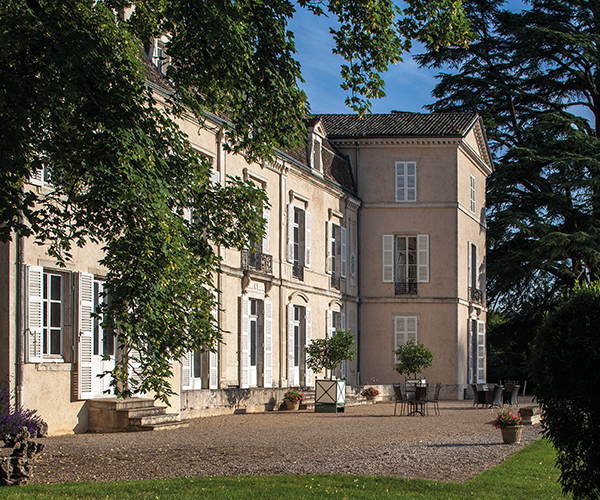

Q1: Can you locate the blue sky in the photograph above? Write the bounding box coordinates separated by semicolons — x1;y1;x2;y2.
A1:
288;1;527;115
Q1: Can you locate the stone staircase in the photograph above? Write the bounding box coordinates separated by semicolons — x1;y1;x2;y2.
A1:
88;398;189;433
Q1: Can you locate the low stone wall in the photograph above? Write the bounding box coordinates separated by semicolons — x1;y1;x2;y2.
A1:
181;383;463;419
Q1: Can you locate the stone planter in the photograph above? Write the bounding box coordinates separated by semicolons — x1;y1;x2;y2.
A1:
365;395;377;402
315;379;346;413
500;425;524;444
285;400;300;411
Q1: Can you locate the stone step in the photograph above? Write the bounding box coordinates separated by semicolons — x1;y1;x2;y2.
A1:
88;397;158;411
138;421;190;432
129;412;182;427
117;406;168;419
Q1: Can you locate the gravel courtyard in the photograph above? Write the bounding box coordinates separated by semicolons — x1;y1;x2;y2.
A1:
32;399;542;485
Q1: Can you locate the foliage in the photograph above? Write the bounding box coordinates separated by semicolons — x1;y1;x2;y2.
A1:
305;330;356;380
1;0;471;400
492;409;522;429
393;339;434;379
0;390;43;440
0;440;566;499
360;387;379;397
530;282;600;499
283;391;305;403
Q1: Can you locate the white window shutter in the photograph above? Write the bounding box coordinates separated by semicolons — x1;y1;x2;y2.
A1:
287;204;294;263
326;310;333;338
406;161;417;202
262;201;270;254
477;320;486;383
394;316;406;362
29;168;44;187
287;303;294;384
470;174;476;213
209;348;219;389
395;162;404;202
263;301;273;388
26;266;44;363
305;307;312;387
181;352;192;390
474;244;479;290
407;317;417;342
128;348;143;391
382;234;394;283
340;227;347;279
326;221;333;274
417;234;429;283
78;272;94;400
341;312;346;332
305;211;311;267
240;296;250;389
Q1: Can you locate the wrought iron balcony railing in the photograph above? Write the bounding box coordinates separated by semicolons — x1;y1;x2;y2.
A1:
241;249;273;274
469;287;484;304
292;262;304;281
330;275;341;290
395;280;418;295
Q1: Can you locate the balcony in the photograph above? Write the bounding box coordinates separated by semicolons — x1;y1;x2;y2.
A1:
292;262;304;281
469;287;484;304
241;249;273;275
330;275;341;290
395;280;418;295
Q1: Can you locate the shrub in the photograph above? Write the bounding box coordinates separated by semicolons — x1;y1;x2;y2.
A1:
0;389;43;440
530;282;600;499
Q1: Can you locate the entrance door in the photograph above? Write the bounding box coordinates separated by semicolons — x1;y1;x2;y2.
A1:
91;280;115;396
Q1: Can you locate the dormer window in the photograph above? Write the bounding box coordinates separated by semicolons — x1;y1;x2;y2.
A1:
153;40;170;74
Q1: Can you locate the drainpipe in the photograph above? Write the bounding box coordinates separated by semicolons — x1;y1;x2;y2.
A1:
16;233;25;409
355;142;362;384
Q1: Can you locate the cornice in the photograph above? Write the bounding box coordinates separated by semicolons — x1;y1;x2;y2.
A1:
329;138;462;148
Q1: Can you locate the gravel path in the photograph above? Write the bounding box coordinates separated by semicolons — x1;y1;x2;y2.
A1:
31;399;541;485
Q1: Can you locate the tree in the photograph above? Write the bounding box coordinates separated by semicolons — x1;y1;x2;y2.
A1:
1;0;472;400
530;283;600;500
305;330;356;379
393;339;433;379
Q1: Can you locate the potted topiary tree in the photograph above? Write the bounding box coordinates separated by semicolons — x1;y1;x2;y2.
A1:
306;329;356;413
394;339;434;384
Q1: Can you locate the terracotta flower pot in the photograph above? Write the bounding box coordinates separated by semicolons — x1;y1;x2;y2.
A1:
285;400;300;411
500;425;524;444
366;395;377;402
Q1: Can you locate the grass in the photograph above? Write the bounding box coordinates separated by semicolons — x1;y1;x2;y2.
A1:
0;439;570;499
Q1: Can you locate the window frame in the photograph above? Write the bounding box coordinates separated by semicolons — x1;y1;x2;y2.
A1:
395;161;417;203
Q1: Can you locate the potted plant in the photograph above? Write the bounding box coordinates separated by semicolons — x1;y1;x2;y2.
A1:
394;339;434;383
283;390;305;411
492;409;524;443
360;387;380;402
306;330;356;413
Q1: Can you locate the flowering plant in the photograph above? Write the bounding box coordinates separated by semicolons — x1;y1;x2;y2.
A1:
361;387;380;397
492;410;522;429
283;390;305;403
0;389;43;440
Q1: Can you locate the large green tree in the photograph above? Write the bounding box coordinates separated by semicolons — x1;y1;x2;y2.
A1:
1;0;472;400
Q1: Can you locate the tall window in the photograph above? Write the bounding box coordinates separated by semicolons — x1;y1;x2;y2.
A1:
394;316;418;362
395;161;417;202
93;281;114;358
287;304;312;387
382;234;429;293
470;174;476;213
327;222;346;288
240;296;273;389
42;272;62;356
288;204;311;279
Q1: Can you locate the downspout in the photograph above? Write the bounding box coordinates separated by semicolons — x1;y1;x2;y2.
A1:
355;141;363;385
16;233;25;409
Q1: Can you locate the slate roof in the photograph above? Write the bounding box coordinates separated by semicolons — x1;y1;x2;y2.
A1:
314;112;479;138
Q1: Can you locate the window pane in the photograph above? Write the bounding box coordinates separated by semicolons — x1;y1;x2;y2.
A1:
51;275;61;301
103;330;115;357
50;329;61;355
43;273;48;300
294;325;299;366
250;321;257;366
193;350;202;378
50;302;61;328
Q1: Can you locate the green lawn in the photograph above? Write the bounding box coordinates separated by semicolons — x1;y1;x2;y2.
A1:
0;439;569;499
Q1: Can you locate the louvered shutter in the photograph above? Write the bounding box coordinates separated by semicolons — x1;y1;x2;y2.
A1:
181;352;192;390
395;162;404;202
29;168;44;187
407;317;417;342
263;301;273;388
417;234;429;283
304;211;311;267
128;348;143;393
304;307;312;387
78;272;94;399
477;320;486;383
382;235;394;283
240;296;250;389
341;227;347;278
287;204;294;263
326;221;333;274
473;244;479;290
262;199;270;254
326;310;334;337
468;241;473;289
209;349;219;389
27;266;44;363
406;161;417;201
341;312;346;332
394;317;405;362
287;303;295;385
